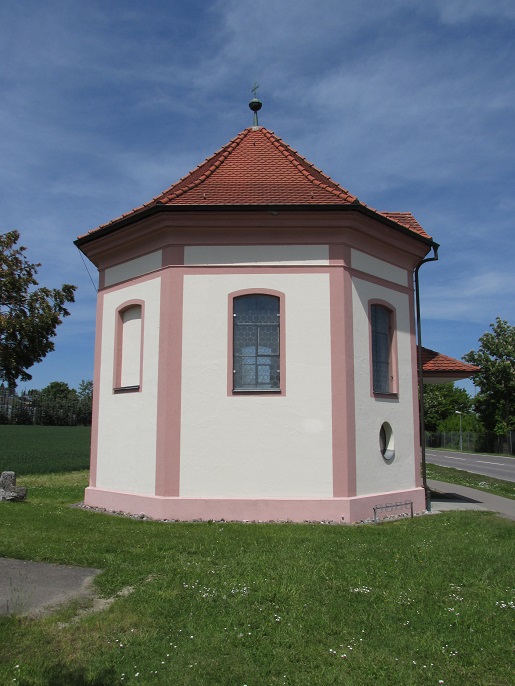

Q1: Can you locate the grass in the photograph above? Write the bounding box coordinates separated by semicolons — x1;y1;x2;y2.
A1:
427;463;515;500
0;472;514;685
0;426;91;475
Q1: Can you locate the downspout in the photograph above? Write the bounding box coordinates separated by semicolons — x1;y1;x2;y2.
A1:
414;244;439;511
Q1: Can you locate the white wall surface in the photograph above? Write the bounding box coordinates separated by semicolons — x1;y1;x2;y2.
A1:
104;251;162;287
96;278;161;494
351;249;408;287
352;277;417;495
185;245;329;266
180;273;333;498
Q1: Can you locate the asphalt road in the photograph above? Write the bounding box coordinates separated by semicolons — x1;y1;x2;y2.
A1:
426;449;515;482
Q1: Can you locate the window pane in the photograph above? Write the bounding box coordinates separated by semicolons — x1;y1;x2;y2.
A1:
372;305;390;393
234;295;280;390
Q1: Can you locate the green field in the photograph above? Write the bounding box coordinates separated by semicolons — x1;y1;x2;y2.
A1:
0;426;91;475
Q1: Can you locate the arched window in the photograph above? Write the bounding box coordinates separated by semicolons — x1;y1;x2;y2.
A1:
114;302;143;392
233;294;280;391
371;304;393;394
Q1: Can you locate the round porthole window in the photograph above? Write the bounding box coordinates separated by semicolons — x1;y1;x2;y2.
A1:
379;422;395;462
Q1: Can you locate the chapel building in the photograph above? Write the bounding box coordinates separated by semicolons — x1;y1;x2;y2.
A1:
76;108;477;523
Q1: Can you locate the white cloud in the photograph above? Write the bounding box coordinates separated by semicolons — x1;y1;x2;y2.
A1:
434;0;515;24
422;268;515;323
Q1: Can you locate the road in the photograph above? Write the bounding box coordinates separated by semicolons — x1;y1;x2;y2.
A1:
426;449;515;482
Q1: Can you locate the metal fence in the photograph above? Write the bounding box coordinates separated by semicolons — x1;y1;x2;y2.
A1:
426;430;515;455
0;396;92;426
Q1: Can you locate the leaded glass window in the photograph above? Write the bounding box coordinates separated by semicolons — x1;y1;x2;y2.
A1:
371;304;391;393
233;294;280;391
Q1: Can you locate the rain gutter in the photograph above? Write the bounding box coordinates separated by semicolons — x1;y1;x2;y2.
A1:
414;244;440;511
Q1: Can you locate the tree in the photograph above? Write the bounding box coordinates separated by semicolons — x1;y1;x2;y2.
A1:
35;381;78;426
0;230;76;387
76;379;93;425
39;381;78;401
77;379;93;400
463;318;515;435
423;382;473;433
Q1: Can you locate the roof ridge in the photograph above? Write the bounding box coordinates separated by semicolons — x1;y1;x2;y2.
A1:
156;129;252;204
261;128;357;203
81;132;252;231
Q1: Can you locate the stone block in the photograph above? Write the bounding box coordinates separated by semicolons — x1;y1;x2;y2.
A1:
0;471;27;502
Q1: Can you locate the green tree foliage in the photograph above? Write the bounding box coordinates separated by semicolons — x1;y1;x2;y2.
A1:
39;381;78;401
463;317;515;435
0;230;76;387
77;379;93;400
437;412;483;433
0;379;93;426
76;379;93;425
35;381;78;426
423;382;473;432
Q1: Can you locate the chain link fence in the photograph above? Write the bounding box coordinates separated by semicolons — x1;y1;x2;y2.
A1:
0;395;92;426
426;430;515;455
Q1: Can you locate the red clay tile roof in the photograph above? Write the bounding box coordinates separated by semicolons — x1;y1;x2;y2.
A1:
79;126;432;241
420;347;479;379
379;212;428;238
155;127;358;206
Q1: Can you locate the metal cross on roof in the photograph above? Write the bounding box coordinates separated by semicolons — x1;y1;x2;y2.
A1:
249;83;262;126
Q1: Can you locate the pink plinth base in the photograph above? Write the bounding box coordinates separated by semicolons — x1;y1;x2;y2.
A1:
84;487;426;524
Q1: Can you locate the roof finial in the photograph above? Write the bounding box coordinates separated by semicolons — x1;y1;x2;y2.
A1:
249;82;262;127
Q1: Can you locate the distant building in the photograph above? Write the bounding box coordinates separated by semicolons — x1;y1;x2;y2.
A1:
75;115;476;523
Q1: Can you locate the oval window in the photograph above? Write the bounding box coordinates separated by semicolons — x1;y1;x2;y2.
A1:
379;422;395;462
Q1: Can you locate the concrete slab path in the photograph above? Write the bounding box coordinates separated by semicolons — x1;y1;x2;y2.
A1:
0;558;101;617
428;479;515;521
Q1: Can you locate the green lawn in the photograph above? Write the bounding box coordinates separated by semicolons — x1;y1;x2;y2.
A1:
0;472;514;686
0;425;90;474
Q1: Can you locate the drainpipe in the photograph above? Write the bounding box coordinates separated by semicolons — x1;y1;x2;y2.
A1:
414;244;439;511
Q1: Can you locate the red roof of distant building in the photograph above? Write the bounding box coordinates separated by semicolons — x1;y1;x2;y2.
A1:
78;126;432;241
420;347;479;380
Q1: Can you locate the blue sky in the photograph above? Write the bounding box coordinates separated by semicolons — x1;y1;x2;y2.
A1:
1;0;513;393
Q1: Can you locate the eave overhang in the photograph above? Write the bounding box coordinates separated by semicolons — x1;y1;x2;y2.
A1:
75;203;438;251
422;372;478;384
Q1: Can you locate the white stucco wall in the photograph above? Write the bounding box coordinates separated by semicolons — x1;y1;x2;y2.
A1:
180;273;333;498
351;249;408;287
96;278;161;494
352;277;417;495
185;245;329;266
104;251;162;287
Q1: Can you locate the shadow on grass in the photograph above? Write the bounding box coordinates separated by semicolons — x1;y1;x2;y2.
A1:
17;664;117;686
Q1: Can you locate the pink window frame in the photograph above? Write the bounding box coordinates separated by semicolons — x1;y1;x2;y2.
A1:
368;299;399;398
113;299;145;393
227;289;286;396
